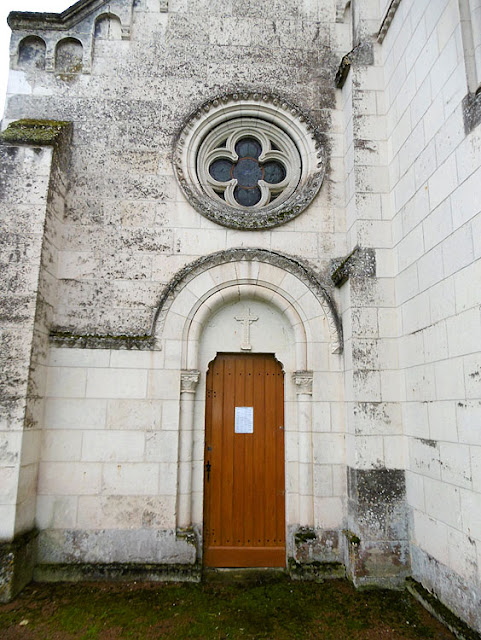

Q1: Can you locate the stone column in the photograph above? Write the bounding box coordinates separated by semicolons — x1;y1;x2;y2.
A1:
177;370;200;528
293;371;314;526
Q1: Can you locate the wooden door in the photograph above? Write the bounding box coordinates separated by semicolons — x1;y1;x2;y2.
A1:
203;353;285;567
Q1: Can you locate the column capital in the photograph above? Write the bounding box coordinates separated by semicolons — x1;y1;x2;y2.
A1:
293;371;313;395
180;370;200;393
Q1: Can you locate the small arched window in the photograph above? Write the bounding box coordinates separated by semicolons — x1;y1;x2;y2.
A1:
94;14;122;40
18;36;46;71
55;38;83;73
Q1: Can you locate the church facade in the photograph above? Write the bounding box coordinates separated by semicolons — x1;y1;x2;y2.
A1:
0;0;480;633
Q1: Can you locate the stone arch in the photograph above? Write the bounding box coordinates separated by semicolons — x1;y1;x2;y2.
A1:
94;13;122;40
55;38;83;73
152;248;342;356
17;36;46;70
165;250;345;536
185;284;306;370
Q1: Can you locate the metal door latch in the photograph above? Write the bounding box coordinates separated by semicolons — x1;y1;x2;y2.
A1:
206;460;211;482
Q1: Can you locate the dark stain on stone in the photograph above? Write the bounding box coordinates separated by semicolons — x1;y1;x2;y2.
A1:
34;562;202;584
288;558;345;581
463;90;481;134
351;467;406;507
0;530;38;603
49;331;155;351
418;438;437;448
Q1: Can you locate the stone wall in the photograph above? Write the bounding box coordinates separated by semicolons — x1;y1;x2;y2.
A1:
336;0;407;586
381;0;481;631
36;250;346;569
4;0;346;337
37;346;193;565
0;120;70;600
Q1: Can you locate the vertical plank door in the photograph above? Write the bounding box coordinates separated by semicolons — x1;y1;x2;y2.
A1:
203;353;285;567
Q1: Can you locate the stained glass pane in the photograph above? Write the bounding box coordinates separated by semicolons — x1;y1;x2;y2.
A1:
235;138;262;159
233;158;263;187
209;159;233;182
263;161;286;184
234;186;262;207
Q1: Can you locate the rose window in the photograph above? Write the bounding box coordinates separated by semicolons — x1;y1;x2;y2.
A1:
174;95;326;229
196;118;302;210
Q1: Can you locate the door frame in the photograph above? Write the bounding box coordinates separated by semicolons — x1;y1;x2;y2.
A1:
172;278;330;559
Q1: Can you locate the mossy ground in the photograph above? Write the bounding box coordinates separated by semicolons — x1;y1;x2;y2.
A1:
0;578;456;639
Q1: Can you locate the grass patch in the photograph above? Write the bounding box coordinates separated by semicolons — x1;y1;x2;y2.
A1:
0;578;456;639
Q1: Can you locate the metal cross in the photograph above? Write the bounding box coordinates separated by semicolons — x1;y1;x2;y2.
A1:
235;308;259;351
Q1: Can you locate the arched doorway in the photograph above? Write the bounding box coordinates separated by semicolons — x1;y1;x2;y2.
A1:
153;249;345;566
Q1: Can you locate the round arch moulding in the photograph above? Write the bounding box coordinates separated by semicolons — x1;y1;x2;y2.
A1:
152;248;343;355
173;92;327;230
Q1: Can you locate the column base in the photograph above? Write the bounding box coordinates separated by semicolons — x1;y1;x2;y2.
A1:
0;529;38;603
345;535;410;589
345;467;410;589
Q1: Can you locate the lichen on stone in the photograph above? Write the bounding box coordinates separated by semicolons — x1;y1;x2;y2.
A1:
343;530;361;546
1;119;71;146
49;330;155;351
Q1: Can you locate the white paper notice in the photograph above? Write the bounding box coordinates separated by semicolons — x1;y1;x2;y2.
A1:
235;406;254;434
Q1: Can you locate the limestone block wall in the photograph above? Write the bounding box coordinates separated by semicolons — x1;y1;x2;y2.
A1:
381;0;481;631
2;0;357;579
38;334;346;568
334;247;406;586
0;121;70;600
34;249;347;568
0;124;70;539
37;346;197;565
3;0;349;339
336;0;407;587
0;143;52;541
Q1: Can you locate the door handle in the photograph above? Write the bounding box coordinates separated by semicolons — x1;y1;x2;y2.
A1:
206;460;211;482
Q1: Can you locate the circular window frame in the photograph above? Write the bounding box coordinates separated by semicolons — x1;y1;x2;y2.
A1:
173;92;326;230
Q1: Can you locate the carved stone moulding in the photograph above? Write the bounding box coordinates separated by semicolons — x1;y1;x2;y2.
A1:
180;370;200;393
293;371;314;395
173;92;327;230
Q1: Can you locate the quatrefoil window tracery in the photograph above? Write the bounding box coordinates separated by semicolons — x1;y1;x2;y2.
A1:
208;135;287;207
196;118;302;210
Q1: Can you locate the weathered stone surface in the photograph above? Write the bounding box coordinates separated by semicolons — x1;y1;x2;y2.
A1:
0;530;37;603
1;1;481;635
37;528;197;565
346;468;410;588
